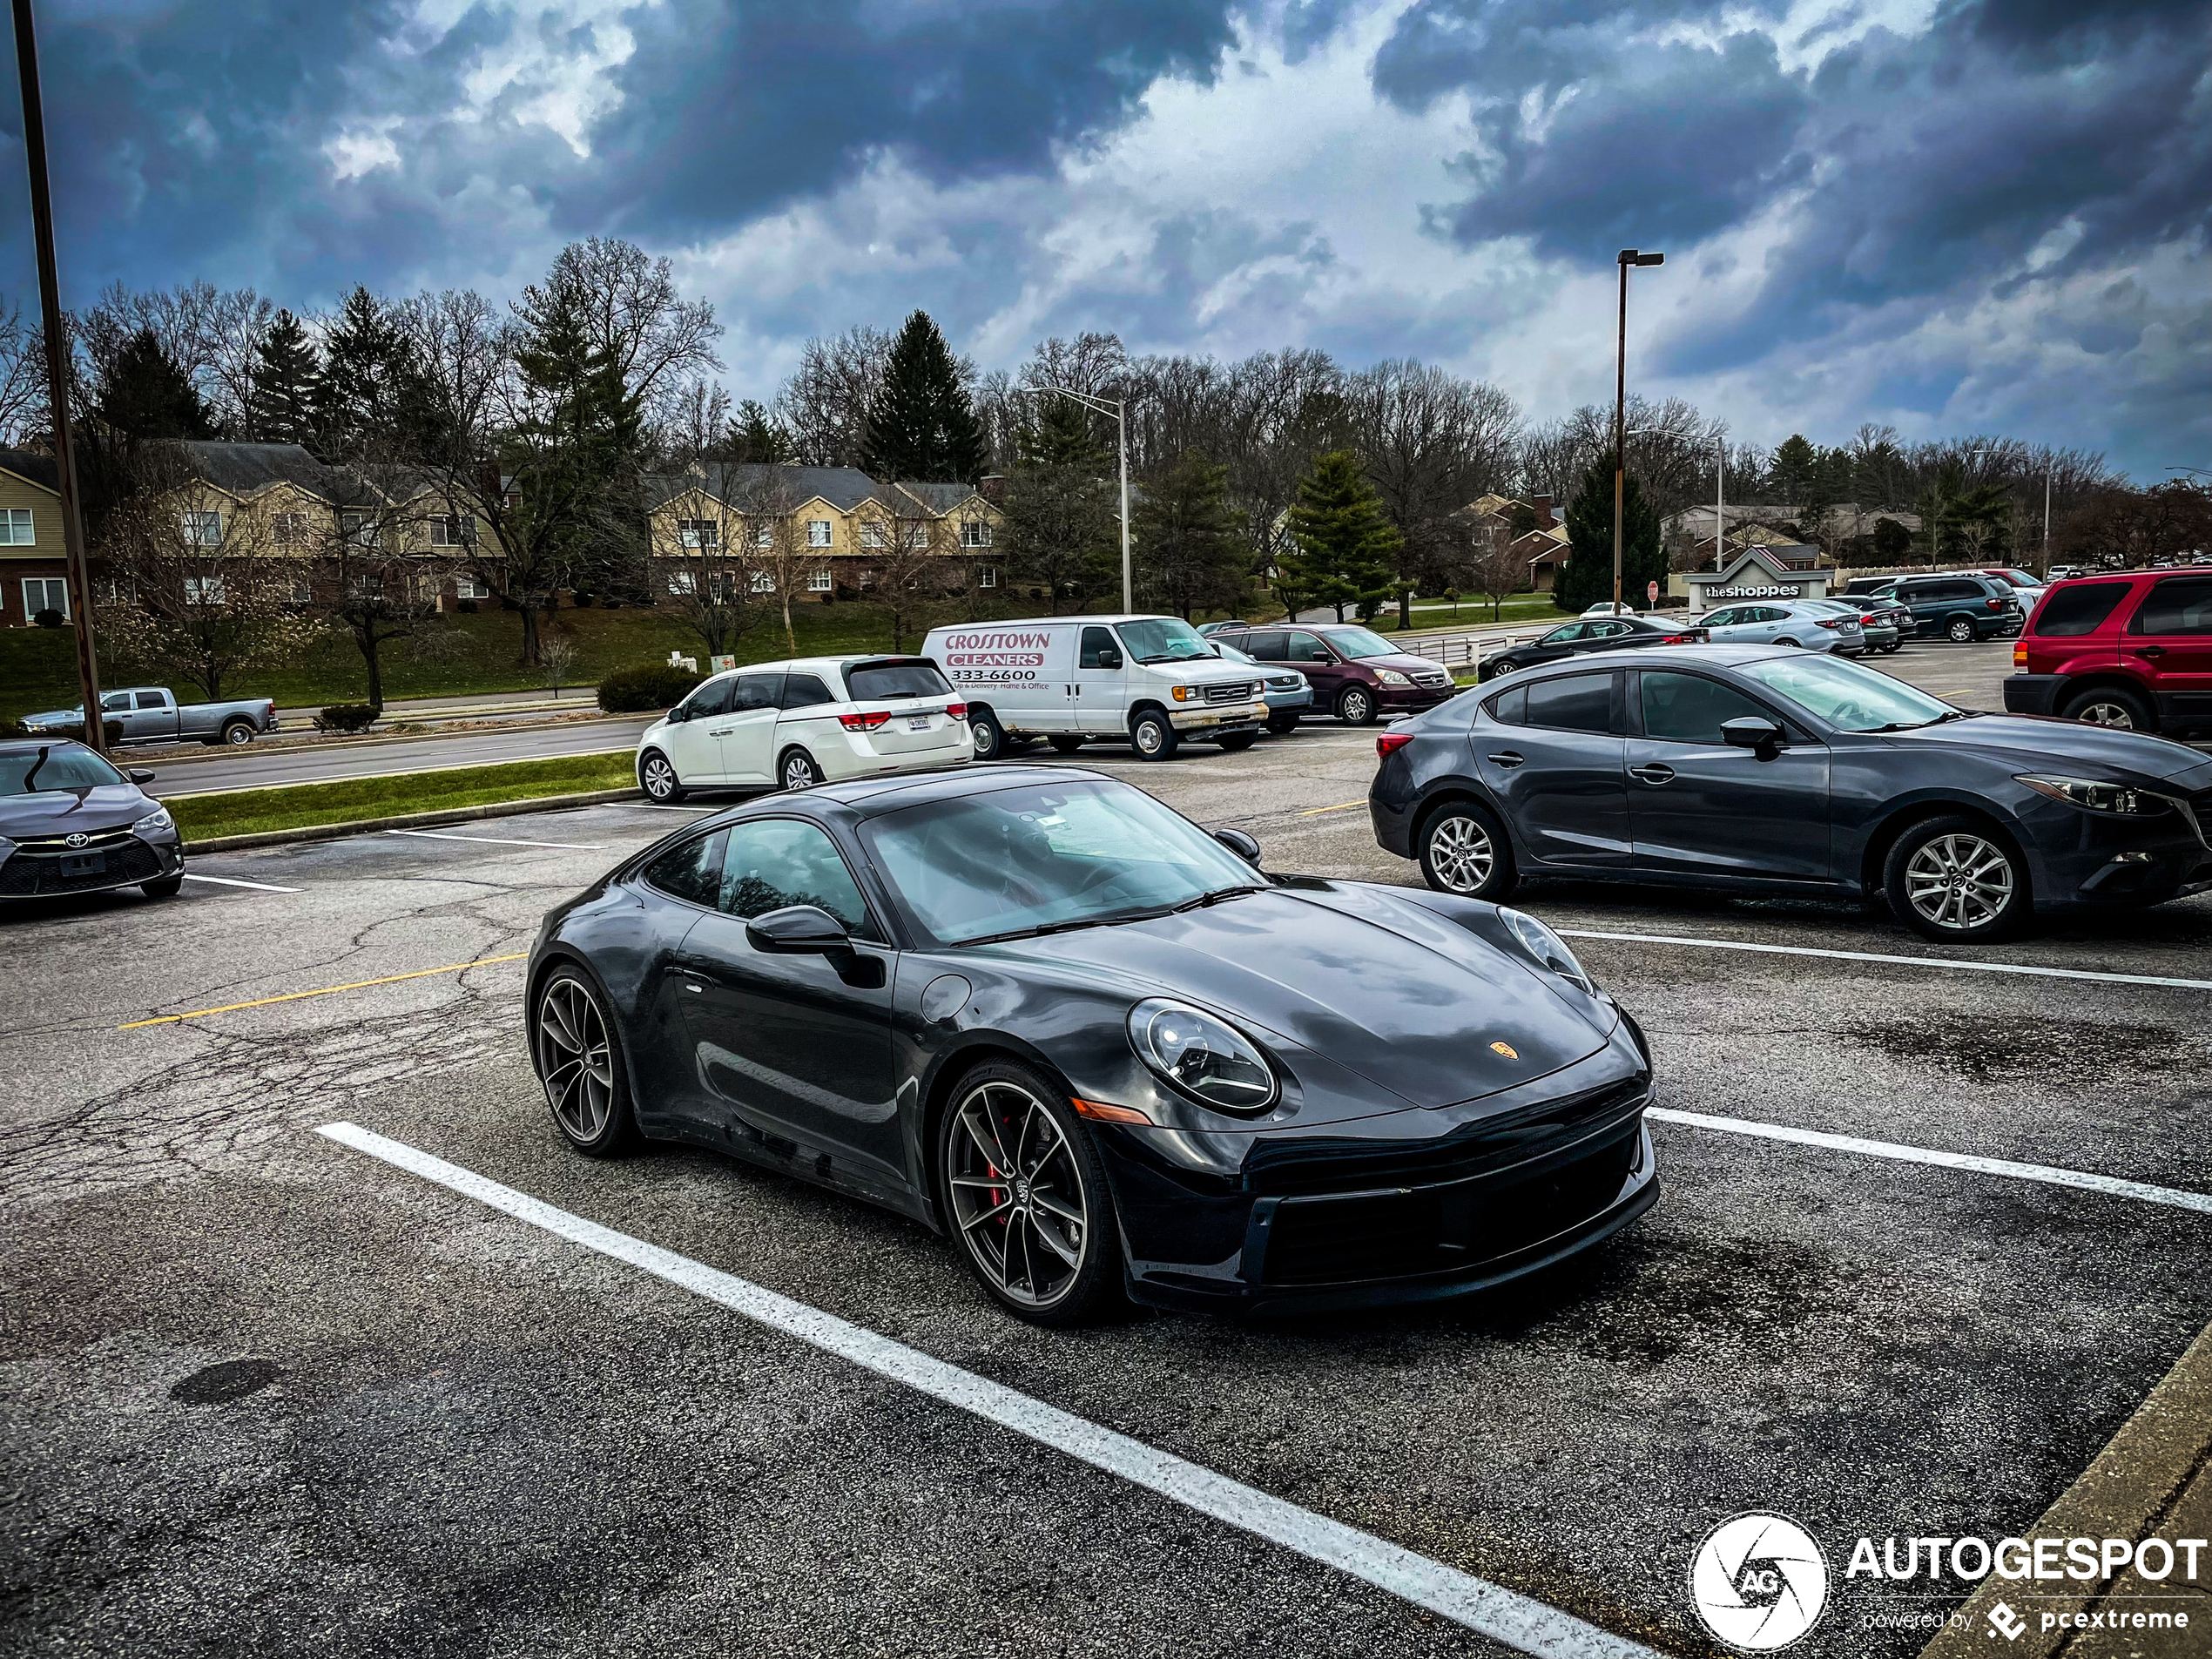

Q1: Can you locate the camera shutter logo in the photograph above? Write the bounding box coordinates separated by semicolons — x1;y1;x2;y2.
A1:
1689;1512;1830;1651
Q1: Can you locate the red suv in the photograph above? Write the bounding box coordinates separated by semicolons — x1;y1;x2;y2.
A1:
2004;571;2212;734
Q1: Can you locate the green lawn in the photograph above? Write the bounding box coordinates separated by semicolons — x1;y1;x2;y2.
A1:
171;752;637;843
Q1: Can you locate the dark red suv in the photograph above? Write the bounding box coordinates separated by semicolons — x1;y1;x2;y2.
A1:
2004;571;2212;735
1213;624;1456;725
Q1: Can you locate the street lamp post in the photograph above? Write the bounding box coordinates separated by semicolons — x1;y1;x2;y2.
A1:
1022;386;1131;613
10;0;105;752
1613;250;1664;610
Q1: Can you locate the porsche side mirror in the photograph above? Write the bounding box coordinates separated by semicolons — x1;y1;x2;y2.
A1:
1722;716;1784;752
1212;827;1263;866
746;904;850;953
129;769;157;784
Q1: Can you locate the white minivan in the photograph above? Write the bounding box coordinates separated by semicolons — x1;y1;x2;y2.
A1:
921;615;1270;761
635;654;969;801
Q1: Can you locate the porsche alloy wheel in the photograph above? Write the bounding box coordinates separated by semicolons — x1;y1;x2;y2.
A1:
941;1066;1121;1325
536;970;635;1155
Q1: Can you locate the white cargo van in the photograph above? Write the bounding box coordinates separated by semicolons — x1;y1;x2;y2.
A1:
922;614;1269;761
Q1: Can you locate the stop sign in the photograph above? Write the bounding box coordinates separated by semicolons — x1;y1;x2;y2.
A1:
1647;581;1660;604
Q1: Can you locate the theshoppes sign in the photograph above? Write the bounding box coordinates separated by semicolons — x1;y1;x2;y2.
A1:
1709;583;1803;599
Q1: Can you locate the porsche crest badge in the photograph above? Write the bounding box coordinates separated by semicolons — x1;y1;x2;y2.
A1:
1489;1040;1519;1060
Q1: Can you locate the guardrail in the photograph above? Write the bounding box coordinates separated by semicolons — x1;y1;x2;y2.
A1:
1391;628;1554;669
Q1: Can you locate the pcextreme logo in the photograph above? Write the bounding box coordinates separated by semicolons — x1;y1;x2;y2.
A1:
1689;1513;1831;1651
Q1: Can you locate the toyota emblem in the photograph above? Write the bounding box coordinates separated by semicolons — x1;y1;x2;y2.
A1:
64;832;89;848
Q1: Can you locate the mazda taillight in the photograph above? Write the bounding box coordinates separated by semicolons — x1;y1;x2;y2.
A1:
945;702;968;720
839;710;893;732
1376;732;1414;759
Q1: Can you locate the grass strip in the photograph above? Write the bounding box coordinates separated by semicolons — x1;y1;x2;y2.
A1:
169;752;637;842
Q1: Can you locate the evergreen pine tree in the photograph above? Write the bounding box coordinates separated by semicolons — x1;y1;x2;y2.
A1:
1135;450;1247;620
246;309;322;445
1280;450;1400;622
1001;398;1113;614
314;286;444;461
1557;462;1664;611
861;311;987;483
94;328;213;441
728;399;792;463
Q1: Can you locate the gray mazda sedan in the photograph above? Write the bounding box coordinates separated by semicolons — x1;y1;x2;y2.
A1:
0;738;184;901
1369;646;2212;942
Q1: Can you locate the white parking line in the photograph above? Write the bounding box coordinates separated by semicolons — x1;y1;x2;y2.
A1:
601;801;714;813
1649;1108;2212;1215
386;829;606;851
316;1122;1657;1659
1556;928;2212;993
180;872;300;894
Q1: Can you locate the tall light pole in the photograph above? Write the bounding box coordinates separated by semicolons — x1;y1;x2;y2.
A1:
1022;386;1130;613
1613;249;1664;610
1715;429;1727;572
10;0;105;752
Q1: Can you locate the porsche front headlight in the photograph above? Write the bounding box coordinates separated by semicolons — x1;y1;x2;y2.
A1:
2018;775;2168;817
1128;997;1278;1113
1498;907;1595;994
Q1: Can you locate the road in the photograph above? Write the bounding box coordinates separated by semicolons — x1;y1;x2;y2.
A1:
135;642;2025;799
6;725;2209;1657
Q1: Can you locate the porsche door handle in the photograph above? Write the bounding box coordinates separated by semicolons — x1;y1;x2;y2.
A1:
1487;751;1526;768
1629;764;1676;785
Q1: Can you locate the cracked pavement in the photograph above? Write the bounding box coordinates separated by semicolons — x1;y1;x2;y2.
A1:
4;732;2211;1659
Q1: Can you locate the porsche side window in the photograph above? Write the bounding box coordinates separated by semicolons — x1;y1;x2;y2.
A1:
720;819;881;942
1524;672;1614;734
644;829;729;907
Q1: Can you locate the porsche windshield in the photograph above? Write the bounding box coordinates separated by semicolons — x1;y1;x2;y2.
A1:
860;780;1262;946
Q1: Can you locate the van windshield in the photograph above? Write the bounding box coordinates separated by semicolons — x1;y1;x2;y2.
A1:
1116;618;1213;664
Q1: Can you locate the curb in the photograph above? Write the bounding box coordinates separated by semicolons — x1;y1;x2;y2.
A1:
1920;1317;2212;1657
181;787;648;854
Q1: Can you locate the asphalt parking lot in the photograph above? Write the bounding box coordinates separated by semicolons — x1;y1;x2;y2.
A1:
6;685;2211;1657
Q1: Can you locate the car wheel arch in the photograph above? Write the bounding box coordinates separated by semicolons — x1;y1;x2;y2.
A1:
1857;798;2030;899
914;1034;1093;1237
1412;784;1522;867
524;947;651;1111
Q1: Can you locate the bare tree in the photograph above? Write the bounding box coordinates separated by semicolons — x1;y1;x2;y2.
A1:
526;239;724;426
1451;519;1533;622
733;472;816;656
777;326;892;466
658;469;762;659
0;297;44;445
862;487;967;654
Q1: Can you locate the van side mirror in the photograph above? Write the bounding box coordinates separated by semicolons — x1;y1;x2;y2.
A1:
1097;647;1123;670
1212;827;1263;866
666;703;689;723
745;904;850;953
1722;716;1784;752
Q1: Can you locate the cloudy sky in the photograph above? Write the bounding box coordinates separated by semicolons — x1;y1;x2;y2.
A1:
3;0;2206;476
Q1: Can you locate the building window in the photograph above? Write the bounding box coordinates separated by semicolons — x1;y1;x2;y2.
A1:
979;565;998;589
750;570;774;594
289;575;314;604
272;511;309;548
857;569;875;589
808;567;833;592
428;514;475;549
454;576;489;601
905;525;930;550
752;524;775;549
707;574;737;604
349;574;384;601
860;522;886;549
341;511;381;550
961;521;992;549
0;508;37;545
666;570;697;596
185;575;226;606
806;519;833;548
678;518;719;550
22;576;67;619
180;511;223;546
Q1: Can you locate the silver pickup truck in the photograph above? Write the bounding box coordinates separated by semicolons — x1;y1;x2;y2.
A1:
22;686;280;746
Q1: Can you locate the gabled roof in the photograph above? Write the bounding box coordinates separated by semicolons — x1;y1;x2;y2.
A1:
642;463;886;515
890;481;984;516
0;448;59;495
1688;542;1833;585
166;441;355;502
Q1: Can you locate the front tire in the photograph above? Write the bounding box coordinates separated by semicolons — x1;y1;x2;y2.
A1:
938;1060;1126;1327
1946;617;1976;644
1266;715;1299;735
779;747;825;791
1130;708;1180;761
2060;685;2155;732
1337;685;1377;725
638;748;685;803
534;967;638;1157
1417;799;1518;900
141;874;183;899
1885;814;2029;943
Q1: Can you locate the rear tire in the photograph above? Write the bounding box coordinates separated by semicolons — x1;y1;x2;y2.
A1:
1337;685;1377;725
1048;736;1086;754
1775;637;1802;650
1130;709;1180;760
779;747;825;791
638;748;685;803
1215;732;1257;752
141;875;183;899
1416;799;1518;901
533;967;639;1157
1884;813;2029;943
2059;685;2155;732
221;720;255;745
969;708;1008;761
1946;617;1976;644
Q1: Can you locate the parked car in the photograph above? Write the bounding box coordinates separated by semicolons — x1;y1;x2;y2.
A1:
2047;565;2084;582
21;685;279;746
1582;601;1639;617
1974;567;2047;617
1865;573;2024;642
1838;576;1904;598
924;615;1267;761
1209;639;1313;733
1369;645;2212;943
1195;619;1251;637
1207;624;1455;724
635;655;969;803
2003;570;2212;735
526;766;1657;1323
1476;615;1708;683
0;738;184;901
1809;596;1907;653
1698;598;1866;654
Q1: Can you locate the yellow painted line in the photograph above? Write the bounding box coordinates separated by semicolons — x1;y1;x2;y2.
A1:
120;953;529;1029
1297;799;1368;816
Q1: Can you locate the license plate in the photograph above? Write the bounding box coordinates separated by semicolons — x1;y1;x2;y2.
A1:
907;714;931;731
61;853;105;876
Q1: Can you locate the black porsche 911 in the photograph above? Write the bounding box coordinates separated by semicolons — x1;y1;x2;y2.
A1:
528;767;1656;1325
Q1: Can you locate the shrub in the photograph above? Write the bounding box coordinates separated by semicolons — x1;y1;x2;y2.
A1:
455;597;479;614
31;608;64;628
597;662;702;713
571;591;595;609
600;597;622;610
314;704;381;734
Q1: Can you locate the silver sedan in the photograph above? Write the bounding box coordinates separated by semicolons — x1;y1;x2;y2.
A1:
1696;599;1866;654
